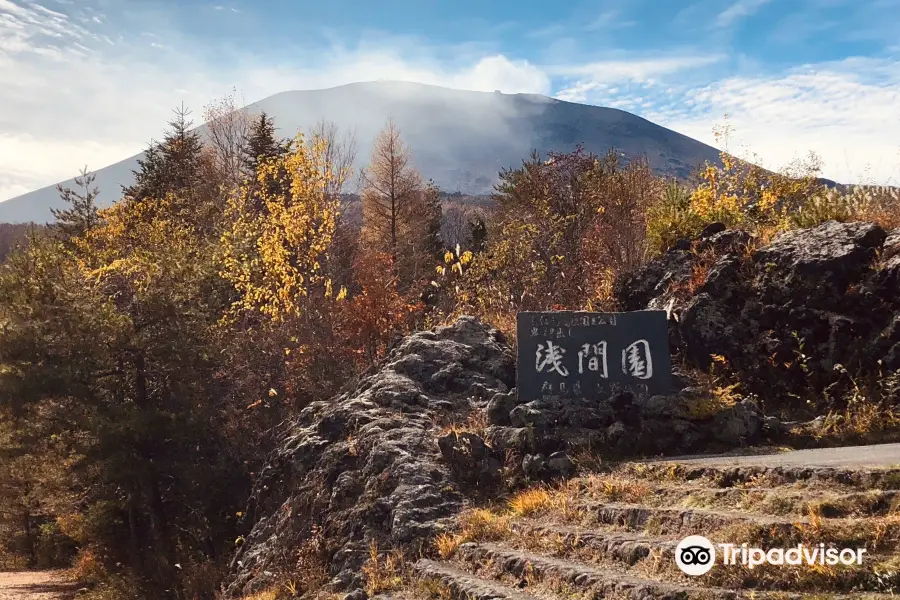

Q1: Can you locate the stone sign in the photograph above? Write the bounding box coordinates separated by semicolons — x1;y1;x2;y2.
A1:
516;310;672;403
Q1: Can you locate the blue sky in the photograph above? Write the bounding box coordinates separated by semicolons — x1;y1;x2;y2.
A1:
1;0;899;200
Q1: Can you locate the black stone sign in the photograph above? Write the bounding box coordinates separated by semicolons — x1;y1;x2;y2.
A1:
516;310;672;403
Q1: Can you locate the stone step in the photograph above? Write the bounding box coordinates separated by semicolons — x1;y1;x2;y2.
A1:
507;520;899;595
430;544;743;600
413;559;542;600
591;502;806;536
634;486;900;518
621;462;900;490
451;542;895;599
508;520;676;565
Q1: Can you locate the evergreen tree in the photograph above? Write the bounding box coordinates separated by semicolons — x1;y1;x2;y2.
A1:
420;179;443;260
52;167;100;246
242;112;289;177
241;112;291;211
122;104;205;204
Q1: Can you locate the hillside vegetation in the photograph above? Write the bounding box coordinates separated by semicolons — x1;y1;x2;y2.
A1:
0;96;898;600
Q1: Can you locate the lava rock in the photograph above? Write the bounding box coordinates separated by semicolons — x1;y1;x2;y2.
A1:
522;453;546;478
344;589;367;600
701;222;727;238
486;390;516;426
547;452;576;477
438;430;502;487
616;220;900;412
224;316;513;596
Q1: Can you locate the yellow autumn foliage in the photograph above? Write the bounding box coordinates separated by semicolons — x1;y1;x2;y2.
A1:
69;195;207;316
220;133;342;321
645;119;827;254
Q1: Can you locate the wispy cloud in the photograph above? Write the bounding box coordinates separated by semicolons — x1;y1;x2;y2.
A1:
652;58;900;183
555;54;727;80
586;9;635;31
0;1;552;200
716;0;774;27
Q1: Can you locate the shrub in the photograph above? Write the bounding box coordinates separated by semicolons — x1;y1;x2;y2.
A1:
791;186;900;229
646;179;705;254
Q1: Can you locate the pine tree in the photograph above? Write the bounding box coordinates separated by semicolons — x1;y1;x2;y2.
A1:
420;180;444;260
122;104;205;203
242;112;289;177
51;167;100;245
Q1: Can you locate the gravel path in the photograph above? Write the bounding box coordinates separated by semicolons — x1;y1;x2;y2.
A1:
0;571;77;600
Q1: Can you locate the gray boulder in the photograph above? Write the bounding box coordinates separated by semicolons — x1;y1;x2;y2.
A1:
224;317;513;596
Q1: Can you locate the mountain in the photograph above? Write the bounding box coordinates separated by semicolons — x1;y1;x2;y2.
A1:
0;81;724;224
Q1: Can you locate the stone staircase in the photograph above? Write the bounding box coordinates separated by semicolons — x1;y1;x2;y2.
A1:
392;460;900;599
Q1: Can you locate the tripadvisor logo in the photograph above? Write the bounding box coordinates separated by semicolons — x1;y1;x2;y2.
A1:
675;535;716;576
674;535;868;576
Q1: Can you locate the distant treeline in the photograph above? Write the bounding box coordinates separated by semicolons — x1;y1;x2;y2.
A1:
0;223;46;263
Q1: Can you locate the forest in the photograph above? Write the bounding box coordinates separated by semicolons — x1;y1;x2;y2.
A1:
0;93;899;600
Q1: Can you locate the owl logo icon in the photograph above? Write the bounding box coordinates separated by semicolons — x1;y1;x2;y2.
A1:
675;535;716;575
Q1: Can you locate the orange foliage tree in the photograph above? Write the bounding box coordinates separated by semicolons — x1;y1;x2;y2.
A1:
337;250;422;365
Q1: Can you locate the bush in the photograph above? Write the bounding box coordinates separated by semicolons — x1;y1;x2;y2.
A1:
646;179;705;254
791;186;900;229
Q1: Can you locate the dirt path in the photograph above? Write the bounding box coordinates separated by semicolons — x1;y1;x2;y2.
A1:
0;571;77;600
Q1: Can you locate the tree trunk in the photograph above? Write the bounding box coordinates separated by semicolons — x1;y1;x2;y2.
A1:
23;511;35;568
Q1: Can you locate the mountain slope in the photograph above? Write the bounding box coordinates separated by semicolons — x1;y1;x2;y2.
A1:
0;81;724;223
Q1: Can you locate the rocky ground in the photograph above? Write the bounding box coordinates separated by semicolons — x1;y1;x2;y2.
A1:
224;221;900;599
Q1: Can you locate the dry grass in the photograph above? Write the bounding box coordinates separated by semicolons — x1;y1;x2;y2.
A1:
240;590;279;600
458;509;511;541
413;576;454;600
716;513;900;552
434;533;461;560
687;260;712;295
581;474;651;503
362;541;407;596
814;401;900;443
434;408;491;440
432;482;592;559
508;488;553;517
424;462;900;596
807;490;900;519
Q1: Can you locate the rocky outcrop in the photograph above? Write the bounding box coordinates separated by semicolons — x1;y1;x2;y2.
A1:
484;387;773;484
617;221;900;415
224;316;778;596
225;317;514;596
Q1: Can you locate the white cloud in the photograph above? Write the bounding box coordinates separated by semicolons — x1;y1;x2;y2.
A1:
0;1;551;201
657;59;900;183
551;55;727;103
549;53;900;185
553;54;727;83
716;0;775;27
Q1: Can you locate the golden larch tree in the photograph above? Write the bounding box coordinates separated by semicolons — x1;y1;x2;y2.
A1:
360;120;443;286
360;120;423;258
